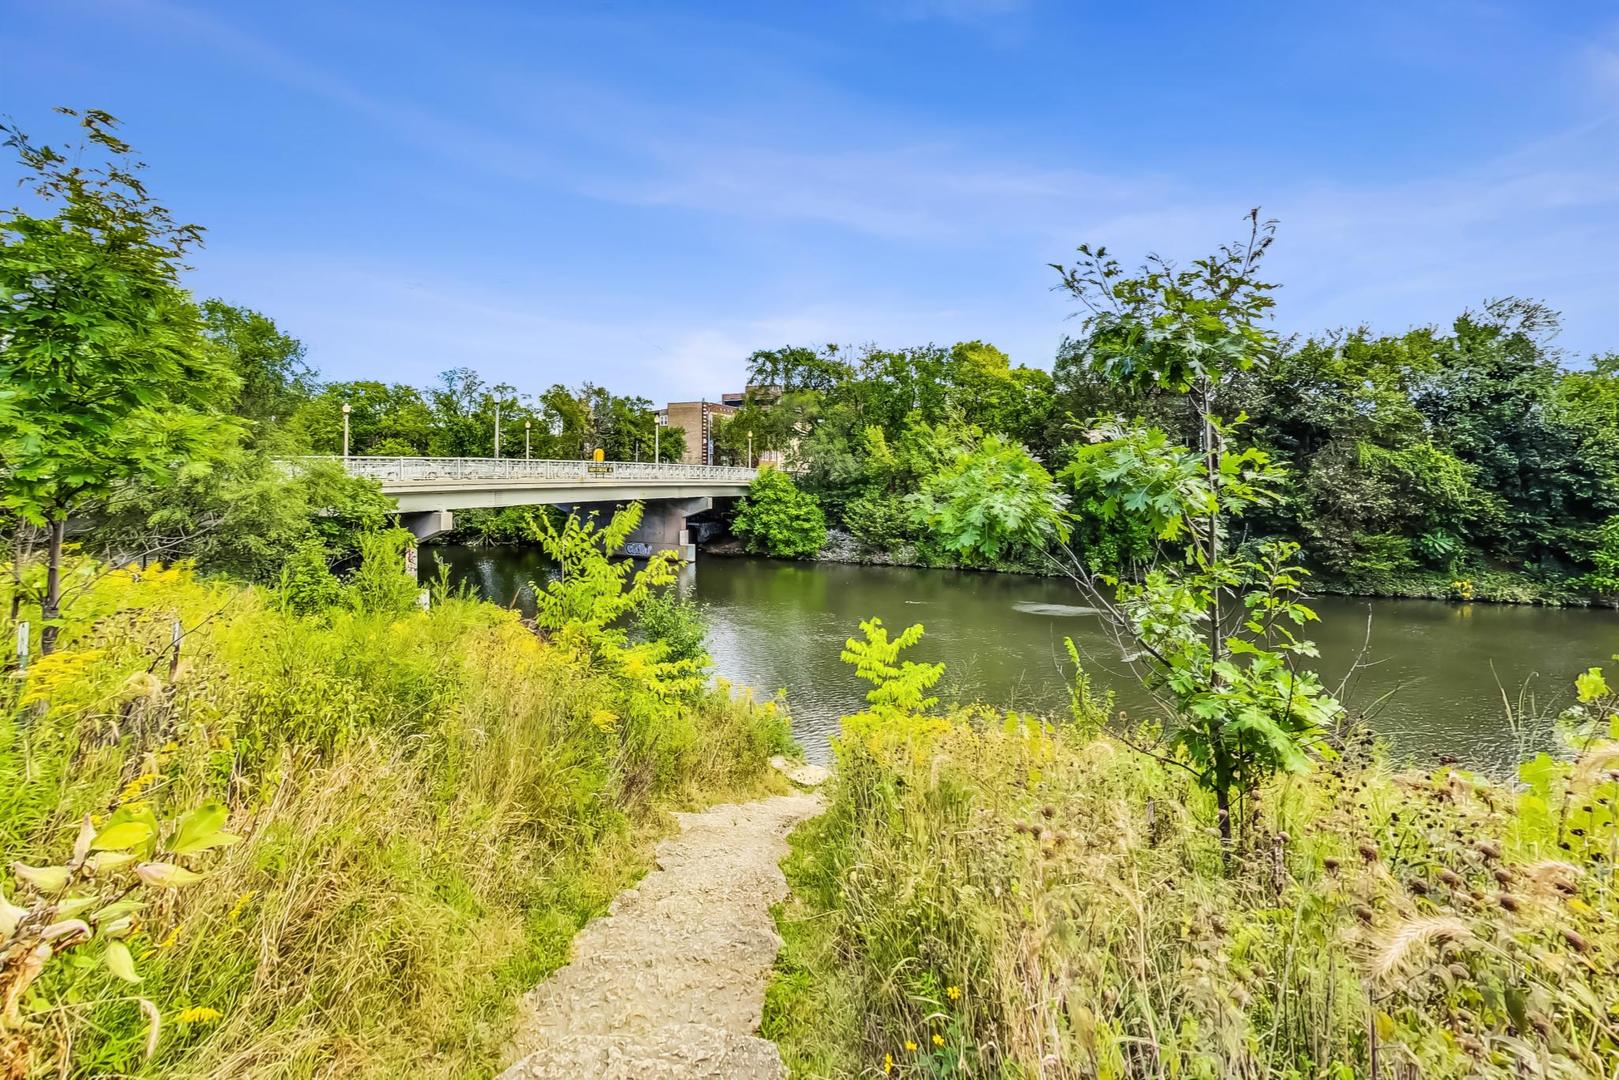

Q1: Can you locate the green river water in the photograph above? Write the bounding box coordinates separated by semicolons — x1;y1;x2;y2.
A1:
421;546;1615;771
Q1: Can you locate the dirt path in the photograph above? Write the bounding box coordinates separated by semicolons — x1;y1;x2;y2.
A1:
497;789;823;1079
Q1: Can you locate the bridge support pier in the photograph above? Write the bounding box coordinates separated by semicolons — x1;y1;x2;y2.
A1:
399;509;454;542
573;498;711;561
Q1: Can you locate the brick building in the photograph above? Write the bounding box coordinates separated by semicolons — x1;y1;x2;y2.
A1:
656;399;737;465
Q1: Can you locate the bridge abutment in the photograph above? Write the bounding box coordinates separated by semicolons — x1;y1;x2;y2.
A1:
399;509;455;542
573;497;712;561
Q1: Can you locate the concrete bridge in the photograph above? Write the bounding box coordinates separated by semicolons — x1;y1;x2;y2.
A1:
304;456;757;560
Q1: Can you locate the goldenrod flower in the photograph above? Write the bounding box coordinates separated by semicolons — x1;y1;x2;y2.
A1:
174;1006;222;1025
226;890;256;923
119;772;157;803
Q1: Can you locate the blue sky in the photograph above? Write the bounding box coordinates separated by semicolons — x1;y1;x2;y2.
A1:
4;1;1618;401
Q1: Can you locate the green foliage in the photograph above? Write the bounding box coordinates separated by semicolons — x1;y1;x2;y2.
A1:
839;618;945;723
0;110;239;529
1579;514;1619;594
909;435;1069;562
732;468;828;559
198;300;316;431
630;593;710;668
345;530;421;616
277;539;341;614
0;109;240;649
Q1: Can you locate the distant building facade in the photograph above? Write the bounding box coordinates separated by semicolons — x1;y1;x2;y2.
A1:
656;399;737;465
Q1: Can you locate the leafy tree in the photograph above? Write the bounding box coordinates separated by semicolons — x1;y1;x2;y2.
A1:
199;299;316;431
1413;301;1606;566
1052;213;1342;840
291;381;436;456
0;109;239;651
732;468;827;559
909;434;1068;562
86;455;392;584
929;213;1343;842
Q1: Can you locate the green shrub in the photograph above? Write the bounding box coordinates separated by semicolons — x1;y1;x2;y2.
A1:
345;529;422;615
732;468;827;559
277;538;341;614
631;593;710;668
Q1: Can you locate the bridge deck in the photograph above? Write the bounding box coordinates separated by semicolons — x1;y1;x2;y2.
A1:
297;456;757;513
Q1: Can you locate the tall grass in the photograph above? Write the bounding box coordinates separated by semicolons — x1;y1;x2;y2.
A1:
765;631;1619;1079
1;560;791;1077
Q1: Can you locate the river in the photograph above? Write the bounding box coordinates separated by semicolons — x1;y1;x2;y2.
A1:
420;546;1615;772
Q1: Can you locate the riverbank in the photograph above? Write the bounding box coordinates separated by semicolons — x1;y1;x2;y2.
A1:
0;555;792;1077
702;530;1607;607
762;639;1619;1078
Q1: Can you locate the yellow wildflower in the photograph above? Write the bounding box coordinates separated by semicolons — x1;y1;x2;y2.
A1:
118;772;157;803
156;925;180;949
904;1040;917;1052
883;1053;893;1074
946;984;961;1001
174;1006;222;1025
226;890;256;923
932;1032;944;1047
589;709;619;733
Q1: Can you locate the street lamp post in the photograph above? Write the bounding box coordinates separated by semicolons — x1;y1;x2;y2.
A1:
341;402;351;459
494;403;502;460
525;419;531;460
747;431;753;468
654;411;666;463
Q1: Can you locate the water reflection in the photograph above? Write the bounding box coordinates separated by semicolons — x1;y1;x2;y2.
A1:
421;546;1615;772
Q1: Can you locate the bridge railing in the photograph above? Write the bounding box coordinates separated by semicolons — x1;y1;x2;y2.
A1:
290;456;758;485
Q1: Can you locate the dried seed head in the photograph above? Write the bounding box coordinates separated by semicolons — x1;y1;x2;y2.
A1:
1354;904;1375;925
1438;869;1465;889
1474;839;1503;861
1497;893;1521;913
1323;856;1341;873
1561;927;1591;953
1358;841;1380;862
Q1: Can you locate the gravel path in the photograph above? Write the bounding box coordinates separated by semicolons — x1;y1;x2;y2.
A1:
497;790;823;1080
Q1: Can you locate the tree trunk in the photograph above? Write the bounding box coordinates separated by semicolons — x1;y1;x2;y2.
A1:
40;516;65;656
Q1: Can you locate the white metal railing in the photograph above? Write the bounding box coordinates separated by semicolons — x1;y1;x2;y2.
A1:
289;456;758;486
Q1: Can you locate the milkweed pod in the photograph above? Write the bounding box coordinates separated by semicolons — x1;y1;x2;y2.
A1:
97;916;134;939
73;815;95;862
135;862;204;889
90;898;145;925
40;918;90;943
103;939;141;983
89;851;139;873
0;889;27;936
12;862;70;894
55;894;98;918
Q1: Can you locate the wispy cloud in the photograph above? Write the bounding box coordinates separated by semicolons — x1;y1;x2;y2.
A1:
76;0;1619;374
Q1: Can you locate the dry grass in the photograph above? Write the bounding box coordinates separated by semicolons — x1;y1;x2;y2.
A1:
1;564;792;1077
766;706;1619;1078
